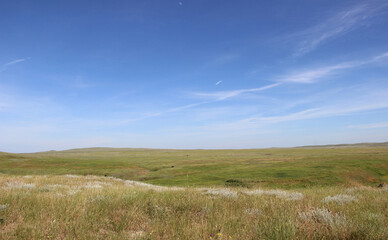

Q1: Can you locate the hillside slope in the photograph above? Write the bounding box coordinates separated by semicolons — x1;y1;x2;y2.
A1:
1;143;387;188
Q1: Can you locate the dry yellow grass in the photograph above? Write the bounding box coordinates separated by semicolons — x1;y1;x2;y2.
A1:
0;174;387;239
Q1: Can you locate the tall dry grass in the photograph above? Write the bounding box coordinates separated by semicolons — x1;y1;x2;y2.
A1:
0;174;387;239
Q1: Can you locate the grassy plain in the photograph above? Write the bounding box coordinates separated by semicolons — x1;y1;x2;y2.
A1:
0;175;387;239
0;143;387;239
1;143;387;188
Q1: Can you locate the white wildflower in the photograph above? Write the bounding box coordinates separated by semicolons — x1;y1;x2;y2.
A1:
0;204;9;210
345;186;373;193
168;186;185;191
380;187;388;192
67;190;80;195
81;182;104;189
91;181;112;186
200;188;238;198
245;208;261;216
85;175;100;180
345;187;359;193
128;230;145;239
45;184;66;188
201;206;211;213
298;208;347;228
322;194;357;204
243;189;303;200
41;184;68;191
5;182;36;189
107;176;124;182
88;195;105;202
124;180;184;192
365;212;384;221
65;174;81;178
125;180;159;188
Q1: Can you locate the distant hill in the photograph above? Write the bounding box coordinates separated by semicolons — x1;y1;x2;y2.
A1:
1;141;387;189
38;141;388;153
295;142;388;149
1;141;388;155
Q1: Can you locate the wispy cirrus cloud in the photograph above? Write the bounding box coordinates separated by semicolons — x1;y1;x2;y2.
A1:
79;51;388;125
113;101;212;125
194;87;388;132
249;99;388;125
114;83;280;124
147;51;388;120
347;121;388;129
0;58;29;73
294;1;388;56
279;51;388;83
193;83;281;100
202;102;388;133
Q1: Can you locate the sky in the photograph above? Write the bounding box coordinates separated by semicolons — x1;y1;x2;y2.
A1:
1;0;388;153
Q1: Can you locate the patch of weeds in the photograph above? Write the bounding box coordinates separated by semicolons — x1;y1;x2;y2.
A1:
225;179;248;188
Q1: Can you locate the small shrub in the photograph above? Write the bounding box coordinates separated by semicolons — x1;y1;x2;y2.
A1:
225;179;248;188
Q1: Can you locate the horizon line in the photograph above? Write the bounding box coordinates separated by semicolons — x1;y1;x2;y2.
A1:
2;141;387;154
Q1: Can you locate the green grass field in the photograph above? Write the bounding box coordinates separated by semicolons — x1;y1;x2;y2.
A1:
1;143;388;188
1;143;387;239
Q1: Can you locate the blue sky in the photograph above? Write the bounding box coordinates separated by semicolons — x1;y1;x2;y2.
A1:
1;0;388;152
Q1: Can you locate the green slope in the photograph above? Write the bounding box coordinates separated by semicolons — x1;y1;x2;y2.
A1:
1;143;387;188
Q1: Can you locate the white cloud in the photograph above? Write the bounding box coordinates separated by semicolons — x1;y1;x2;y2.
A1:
250;108;322;123
348;122;388;129
102;83;280;125
194;83;281;100
294;1;388;55
121;53;386;122
215;81;222;85
0;58;29;73
251;101;388;124
280;51;388;83
193;88;388;133
373;52;388;61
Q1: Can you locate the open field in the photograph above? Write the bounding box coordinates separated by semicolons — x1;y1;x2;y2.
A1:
0;175;387;239
1;143;388;188
1;143;387;239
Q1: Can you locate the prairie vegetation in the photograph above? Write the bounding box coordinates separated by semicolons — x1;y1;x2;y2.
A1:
0;175;387;239
1;143;387;188
0;144;387;239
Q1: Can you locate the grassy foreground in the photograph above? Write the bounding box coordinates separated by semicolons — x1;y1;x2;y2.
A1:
0;174;387;240
1;143;388;188
1;144;387;239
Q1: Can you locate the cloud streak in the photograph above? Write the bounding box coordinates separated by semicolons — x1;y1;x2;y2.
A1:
294;1;388;56
279;51;388;83
72;50;388;126
202;102;388;133
347;121;388;129
117;83;281;124
194;83;281;100
249;101;388;125
123;50;388;123
195;87;388;133
0;58;29;73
